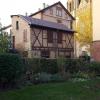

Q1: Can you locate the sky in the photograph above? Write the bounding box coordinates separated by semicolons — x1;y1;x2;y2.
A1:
0;0;67;26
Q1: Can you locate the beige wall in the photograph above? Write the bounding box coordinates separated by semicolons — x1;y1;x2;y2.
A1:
32;13;42;19
43;4;72;28
31;3;73;29
11;16;31;52
92;0;100;41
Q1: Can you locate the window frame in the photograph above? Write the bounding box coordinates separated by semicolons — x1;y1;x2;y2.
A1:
57;32;62;43
56;6;62;17
47;30;53;43
16;21;19;30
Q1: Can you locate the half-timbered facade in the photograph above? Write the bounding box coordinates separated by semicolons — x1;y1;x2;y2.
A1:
11;2;75;58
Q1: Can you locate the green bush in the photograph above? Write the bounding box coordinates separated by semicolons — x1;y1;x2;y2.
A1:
65;59;83;73
40;58;58;74
24;58;58;74
0;53;24;88
88;62;100;76
24;58;100;82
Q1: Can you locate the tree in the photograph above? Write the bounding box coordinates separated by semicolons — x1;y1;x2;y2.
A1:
0;22;9;53
75;4;92;50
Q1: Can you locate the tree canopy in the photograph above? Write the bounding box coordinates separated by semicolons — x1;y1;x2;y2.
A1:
0;22;9;53
75;4;92;49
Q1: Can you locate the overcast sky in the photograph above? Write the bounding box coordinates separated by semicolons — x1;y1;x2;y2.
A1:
0;0;67;26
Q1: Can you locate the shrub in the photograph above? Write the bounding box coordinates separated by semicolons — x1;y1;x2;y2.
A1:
32;72;65;84
50;74;64;82
88;62;100;76
40;58;58;74
0;53;24;88
65;59;82;73
24;58;58;75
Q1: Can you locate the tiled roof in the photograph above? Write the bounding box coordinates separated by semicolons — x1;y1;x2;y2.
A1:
20;15;74;32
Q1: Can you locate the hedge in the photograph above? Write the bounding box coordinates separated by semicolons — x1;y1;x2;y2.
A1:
24;58;100;78
24;58;58;74
0;53;24;88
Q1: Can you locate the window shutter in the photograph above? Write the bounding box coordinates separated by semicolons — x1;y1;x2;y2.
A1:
47;30;53;43
23;29;27;42
57;32;62;43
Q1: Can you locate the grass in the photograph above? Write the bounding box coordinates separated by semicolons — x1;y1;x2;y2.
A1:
0;79;100;100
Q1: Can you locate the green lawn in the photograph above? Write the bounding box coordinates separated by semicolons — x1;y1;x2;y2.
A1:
0;79;100;100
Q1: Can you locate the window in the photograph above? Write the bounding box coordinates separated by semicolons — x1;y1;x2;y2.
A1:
16;21;19;30
41;50;50;58
12;36;15;48
56;7;62;17
57;32;62;43
67;2;69;9
77;0;81;8
50;8;53;15
69;3;71;12
57;19;62;23
23;29;27;42
47;30;53;43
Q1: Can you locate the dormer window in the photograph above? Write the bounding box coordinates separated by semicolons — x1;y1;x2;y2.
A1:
16;21;19;30
56;7;62;17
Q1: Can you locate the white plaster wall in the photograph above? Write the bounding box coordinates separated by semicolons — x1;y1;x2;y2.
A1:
92;0;100;41
11;16;31;51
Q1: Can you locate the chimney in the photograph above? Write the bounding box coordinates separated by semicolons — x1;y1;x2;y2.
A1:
46;4;49;7
25;12;28;16
38;8;41;11
43;3;46;8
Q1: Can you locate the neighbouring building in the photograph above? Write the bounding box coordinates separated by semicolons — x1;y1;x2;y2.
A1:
91;0;100;61
67;0;92;57
11;1;75;58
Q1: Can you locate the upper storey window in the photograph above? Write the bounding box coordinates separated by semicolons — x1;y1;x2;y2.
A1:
56;6;62;17
16;21;19;30
77;0;81;8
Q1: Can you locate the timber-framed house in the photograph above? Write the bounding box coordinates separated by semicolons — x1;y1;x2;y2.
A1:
11;1;75;58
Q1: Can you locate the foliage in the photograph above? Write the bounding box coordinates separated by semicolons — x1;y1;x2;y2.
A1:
0;54;24;88
65;59;85;73
57;56;66;72
24;58;100;81
40;58;58;74
33;72;64;84
75;4;92;49
88;62;100;76
0;22;9;53
24;58;58;75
